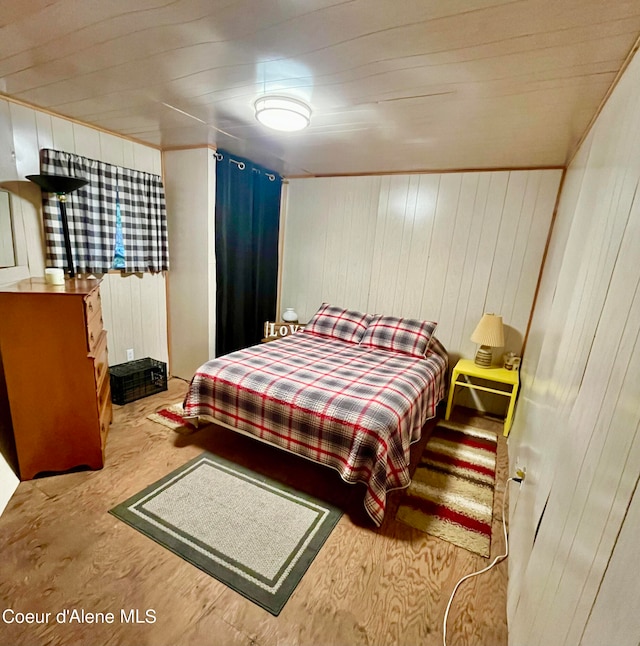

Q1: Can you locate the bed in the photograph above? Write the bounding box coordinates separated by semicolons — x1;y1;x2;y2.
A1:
183;305;448;526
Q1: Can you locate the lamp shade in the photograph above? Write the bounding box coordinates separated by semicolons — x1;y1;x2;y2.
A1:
471;314;505;348
26;174;88;194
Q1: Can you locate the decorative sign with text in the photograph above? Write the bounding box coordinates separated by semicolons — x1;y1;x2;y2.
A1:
263;321;304;339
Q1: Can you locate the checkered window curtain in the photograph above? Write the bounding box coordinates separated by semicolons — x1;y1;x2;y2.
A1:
41;149;169;273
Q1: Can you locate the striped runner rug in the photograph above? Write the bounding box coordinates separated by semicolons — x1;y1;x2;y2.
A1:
396;421;498;557
148;402;206;434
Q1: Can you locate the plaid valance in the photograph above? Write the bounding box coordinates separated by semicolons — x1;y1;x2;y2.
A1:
41;149;169;273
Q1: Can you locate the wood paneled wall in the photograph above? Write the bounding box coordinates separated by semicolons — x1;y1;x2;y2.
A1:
0;98;168;367
507;48;640;645
281;170;561;361
163;148;216;380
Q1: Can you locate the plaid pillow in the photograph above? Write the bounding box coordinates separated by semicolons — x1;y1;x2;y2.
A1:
304;303;372;344
360;315;438;357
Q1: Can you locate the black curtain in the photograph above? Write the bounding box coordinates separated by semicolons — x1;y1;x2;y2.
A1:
215;150;282;356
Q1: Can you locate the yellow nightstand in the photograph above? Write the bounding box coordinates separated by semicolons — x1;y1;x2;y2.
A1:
445;358;519;437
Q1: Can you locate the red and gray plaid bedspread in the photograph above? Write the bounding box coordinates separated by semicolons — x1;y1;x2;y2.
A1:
183;332;448;526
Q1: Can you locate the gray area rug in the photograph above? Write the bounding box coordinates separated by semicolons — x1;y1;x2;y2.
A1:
110;452;342;615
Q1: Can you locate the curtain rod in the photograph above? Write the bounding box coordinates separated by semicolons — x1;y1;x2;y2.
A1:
213;152;277;180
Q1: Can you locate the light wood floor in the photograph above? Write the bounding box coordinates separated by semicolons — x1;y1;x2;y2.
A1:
0;378;508;646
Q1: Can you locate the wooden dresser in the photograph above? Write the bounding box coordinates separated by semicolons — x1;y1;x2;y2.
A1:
0;278;112;480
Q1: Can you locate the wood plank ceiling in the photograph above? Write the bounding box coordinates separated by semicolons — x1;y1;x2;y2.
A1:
1;0;639;176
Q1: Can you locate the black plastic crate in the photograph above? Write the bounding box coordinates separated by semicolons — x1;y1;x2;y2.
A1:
109;357;167;405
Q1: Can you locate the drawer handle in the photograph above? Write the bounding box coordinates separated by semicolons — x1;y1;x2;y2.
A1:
88;301;93;312
90;332;95;344
96;364;102;378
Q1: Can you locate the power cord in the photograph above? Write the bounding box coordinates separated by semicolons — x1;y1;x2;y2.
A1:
442;475;522;646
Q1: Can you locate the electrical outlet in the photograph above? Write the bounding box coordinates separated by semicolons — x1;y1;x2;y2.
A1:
126;348;134;361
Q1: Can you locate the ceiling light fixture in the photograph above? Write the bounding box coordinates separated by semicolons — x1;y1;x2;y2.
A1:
255;96;311;132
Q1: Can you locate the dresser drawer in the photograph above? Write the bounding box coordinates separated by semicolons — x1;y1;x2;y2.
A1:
86;309;105;354
97;370;112;450
96;367;111;414
84;288;102;321
92;331;109;380
99;406;110;450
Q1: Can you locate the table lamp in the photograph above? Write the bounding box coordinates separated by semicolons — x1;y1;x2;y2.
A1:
471;313;504;367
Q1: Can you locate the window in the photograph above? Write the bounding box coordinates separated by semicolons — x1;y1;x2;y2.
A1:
41;149;168;274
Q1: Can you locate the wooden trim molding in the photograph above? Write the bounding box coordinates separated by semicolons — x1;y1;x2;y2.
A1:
284;165;566;180
0;92;162;151
566;32;640;167
275;181;288;321
161;144;218;153
520;168;567;357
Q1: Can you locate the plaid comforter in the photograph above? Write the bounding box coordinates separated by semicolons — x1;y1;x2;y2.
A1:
183;332;448;526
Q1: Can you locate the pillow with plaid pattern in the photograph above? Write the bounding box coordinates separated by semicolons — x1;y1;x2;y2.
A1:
304;303;373;344
360;315;437;357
